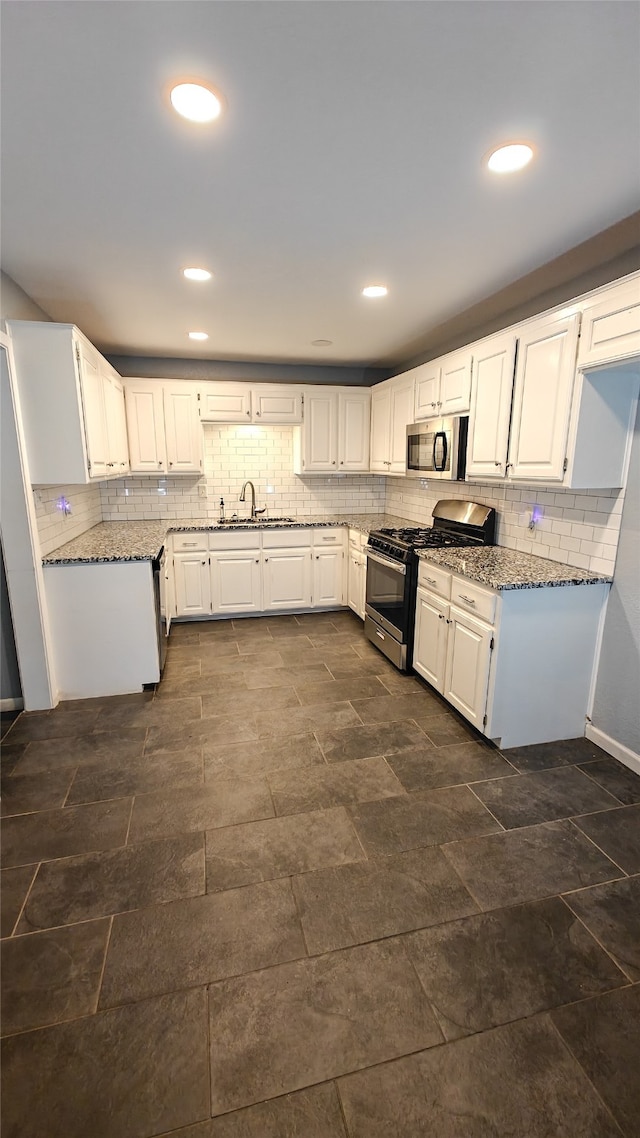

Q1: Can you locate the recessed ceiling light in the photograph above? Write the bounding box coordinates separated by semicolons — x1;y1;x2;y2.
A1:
311;339;333;347
362;285;388;298
486;143;534;174
183;267;212;282
188;331;209;341
170;82;222;123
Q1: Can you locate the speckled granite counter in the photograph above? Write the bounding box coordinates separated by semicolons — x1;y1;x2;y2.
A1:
42;514;413;565
417;546;612;590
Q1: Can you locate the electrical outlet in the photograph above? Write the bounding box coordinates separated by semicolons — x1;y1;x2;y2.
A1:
198;484;208;498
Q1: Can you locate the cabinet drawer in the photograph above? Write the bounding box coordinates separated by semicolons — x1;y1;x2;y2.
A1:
450;576;497;624
209;530;261;551
262;528;312;548
313;528;344;547
418;561;451;599
348;528;366;549
172;532;208;553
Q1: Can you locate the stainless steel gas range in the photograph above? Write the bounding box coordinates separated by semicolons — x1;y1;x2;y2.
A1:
364;500;496;671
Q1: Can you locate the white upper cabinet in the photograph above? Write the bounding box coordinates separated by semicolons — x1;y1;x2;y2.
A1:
370;373;415;474
507;313;581;482
293;386;370;473
338;389;370;471
199;382;302;423
414;363;441;420
163;384;202;473
124;383;166;473
413;349;472;420
369;384;391;472
199;383;251;422
101;368;130;476
7;320;130;485
251;385;302;422
466;335;517;479
578;278;640;368
124;380;202;475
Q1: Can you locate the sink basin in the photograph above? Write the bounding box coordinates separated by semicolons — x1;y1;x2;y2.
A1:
217;516;295;525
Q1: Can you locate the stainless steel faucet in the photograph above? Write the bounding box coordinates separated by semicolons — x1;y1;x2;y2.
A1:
239;480;266;520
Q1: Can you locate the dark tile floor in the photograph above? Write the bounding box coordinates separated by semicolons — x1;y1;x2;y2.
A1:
1;609;639;1138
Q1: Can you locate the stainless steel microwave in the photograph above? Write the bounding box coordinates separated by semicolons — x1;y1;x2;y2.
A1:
406;416;468;479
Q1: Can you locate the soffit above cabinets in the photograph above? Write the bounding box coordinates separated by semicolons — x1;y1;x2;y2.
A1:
2;2;639;366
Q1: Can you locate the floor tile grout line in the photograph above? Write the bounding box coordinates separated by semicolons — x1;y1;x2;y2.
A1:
569;762;628;807
8;862;39;937
545;1013;628;1138
93;914;115;1014
567;818;631;877
465;783;506;831
558;893;637;985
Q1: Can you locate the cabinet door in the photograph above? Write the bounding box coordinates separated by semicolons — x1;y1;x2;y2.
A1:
199;383;251;422
389;377;415;473
369;385;391;472
338;389;370;471
443;606;493;728
313;548;344;608
347;552;362;618
163;385;203;474
508;314;580;482
174;553;210;617
78;342;109;479
413;588;449;692
252;386;302;423
301;389;339;471
124;382;166;473
103;371;130;475
439;349;473;416
466;336;517;479
578;279;640;368
263;549;312;610
414;363;441;420
211;551;262;614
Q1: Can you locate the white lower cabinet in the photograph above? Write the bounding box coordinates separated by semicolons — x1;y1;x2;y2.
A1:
173;552;210;617
413;588;449;691
443;606;494;730
413;560;609;749
263;550;313;610
172;527;346;617
347;549;366;620
210;550;262;614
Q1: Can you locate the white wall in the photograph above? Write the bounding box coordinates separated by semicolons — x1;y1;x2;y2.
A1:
33;484;104;556
590;400;640;756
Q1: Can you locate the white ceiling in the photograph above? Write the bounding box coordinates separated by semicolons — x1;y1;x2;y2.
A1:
2;0;639;366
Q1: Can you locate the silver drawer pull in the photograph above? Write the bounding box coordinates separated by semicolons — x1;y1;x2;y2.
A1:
424;577;437;586
182;542;199;547
459;594;476;605
375;629;385;640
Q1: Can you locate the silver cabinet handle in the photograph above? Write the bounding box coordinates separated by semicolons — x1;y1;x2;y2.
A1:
459;594;476;605
182;542;199;547
424;576;437;586
375;629;385;640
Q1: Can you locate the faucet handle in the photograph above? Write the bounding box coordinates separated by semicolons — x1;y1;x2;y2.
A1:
254;507;267;516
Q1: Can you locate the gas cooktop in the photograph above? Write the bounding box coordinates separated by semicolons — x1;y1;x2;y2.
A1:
374;526;478;550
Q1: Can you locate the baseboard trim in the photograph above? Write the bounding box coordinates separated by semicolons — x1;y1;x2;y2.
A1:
586;723;640;777
1;697;24;712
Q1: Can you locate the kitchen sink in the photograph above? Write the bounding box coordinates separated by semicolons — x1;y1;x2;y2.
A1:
217;516;296;525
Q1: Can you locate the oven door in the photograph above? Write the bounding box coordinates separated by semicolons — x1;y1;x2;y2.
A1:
365;548;410;642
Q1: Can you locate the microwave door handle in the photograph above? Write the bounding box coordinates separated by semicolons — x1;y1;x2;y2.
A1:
433;430;448;472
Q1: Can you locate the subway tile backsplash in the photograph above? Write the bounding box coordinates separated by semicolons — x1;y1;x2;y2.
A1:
33;484;103;556
100;425;386;522
35;424;623;576
384;478;623;575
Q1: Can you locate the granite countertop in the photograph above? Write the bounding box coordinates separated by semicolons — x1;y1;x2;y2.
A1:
42;514;413;565
417;546;612;590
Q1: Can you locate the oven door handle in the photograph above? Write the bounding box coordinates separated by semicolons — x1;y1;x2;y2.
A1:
365;549;407;576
